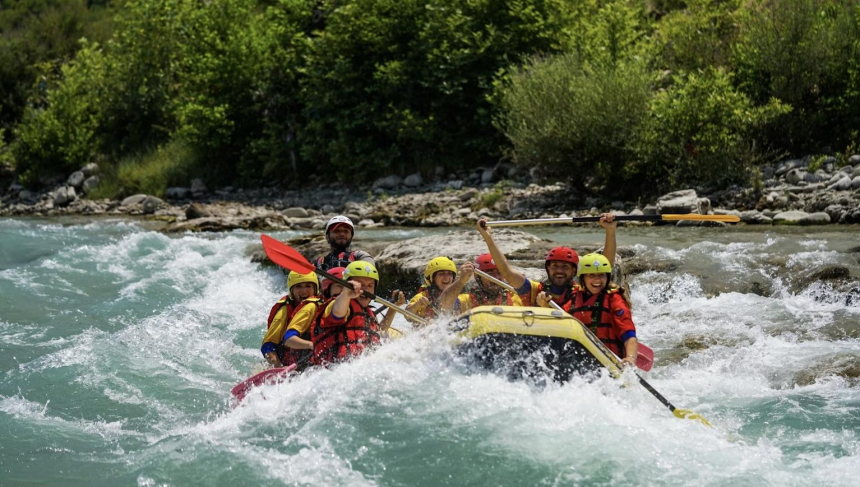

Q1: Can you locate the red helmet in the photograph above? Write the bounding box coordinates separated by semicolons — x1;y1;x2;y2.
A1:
545;246;579;267
321;267;346;295
475;253;497;272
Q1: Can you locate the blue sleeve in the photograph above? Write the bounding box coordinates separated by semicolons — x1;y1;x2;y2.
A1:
282;329;299;343
621;330;637;342
261;342;277;356
515;279;532;296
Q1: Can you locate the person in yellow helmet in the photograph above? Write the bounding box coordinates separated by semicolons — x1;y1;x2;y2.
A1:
315;261;383;365
475;214;617;308
438;253;524;313
261;271;321;368
405;256;457;323
539;253;638;366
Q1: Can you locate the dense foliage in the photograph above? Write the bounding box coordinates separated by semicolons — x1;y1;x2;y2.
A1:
3;0;860;198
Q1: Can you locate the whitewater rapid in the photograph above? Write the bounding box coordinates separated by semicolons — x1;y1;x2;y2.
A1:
1;218;858;486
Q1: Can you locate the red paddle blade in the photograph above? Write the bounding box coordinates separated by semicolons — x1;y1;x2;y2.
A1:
636;343;654;372
230;364;297;402
261;234;315;274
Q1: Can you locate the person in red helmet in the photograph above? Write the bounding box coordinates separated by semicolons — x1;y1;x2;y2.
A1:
438;254;523;313
315;216;375;271
475;214;617;308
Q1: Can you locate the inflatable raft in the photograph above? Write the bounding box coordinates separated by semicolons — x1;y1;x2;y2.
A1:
452;305;623;382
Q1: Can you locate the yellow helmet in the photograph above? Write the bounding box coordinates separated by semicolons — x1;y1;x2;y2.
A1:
343;260;379;282
287;271;319;293
424;256;457;285
577;253;612;276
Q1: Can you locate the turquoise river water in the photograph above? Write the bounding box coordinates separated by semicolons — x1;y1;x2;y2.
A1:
1;217;859;486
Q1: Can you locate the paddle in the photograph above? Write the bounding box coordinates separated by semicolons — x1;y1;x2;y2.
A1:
549;301;711;426
484;213;740;227
261;234;429;325
474;268;653;371
231;364;297;402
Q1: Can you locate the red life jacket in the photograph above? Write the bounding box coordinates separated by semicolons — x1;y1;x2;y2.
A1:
417;286;443;320
565;285;631;357
279;297;322;370
467;288;515;307
315;251;357;271
266;295;297;329
313;299;380;366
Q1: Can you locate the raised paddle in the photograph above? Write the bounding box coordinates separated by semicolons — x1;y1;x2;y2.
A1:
231;364;297;402
474;268;653;371
549;301;711;426
484;213;740;227
261;234;429;325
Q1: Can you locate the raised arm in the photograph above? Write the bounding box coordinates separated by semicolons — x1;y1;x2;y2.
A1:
476;219;526;289
438;262;474;312
599;213;617;266
378;290;405;332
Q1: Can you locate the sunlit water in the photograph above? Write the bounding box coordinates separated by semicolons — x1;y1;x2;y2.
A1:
1;218;858;486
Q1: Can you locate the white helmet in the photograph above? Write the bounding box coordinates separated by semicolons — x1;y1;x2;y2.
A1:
325;215;355;234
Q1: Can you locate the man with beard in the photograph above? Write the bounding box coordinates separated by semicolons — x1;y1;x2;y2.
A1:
315;216;375;271
475;214;617;308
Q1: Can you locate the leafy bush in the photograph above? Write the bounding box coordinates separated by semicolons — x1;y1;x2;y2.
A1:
634;68;790;191
495;53;655;195
650;0;740;73
87;139;197;199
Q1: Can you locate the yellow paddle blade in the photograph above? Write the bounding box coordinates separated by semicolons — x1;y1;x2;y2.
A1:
673;408;713;427
661;214;740;223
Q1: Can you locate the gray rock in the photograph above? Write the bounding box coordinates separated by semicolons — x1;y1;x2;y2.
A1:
121;194;147;207
186;203;213;220
165;187;191;199
283;207;309;218
53;186;77;206
740;210;771;224
141;196;164;214
852;166;860;178
775;159;806;176
643;205;659;216
18;189;33;201
785;168;806;185
447;180;464;190
67;171;85;188
839;165;854;174
81;163;99;177
849;154;860;165
714;209;742;217
824;204;846;222
481;168;496;184
853;176;860;189
773;210;810;225
799;212;831;225
628;208;644;217
809;169;830;182
459;188;479;202
82;176;100;193
372;175;402;190
828;176;853;191
403;173;423;188
656;189;709;214
358;218;377;227
190;178;208;196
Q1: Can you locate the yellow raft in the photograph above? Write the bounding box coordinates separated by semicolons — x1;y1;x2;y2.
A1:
452;305;623;382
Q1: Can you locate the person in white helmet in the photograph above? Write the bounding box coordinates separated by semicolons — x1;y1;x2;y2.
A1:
315;216;375;271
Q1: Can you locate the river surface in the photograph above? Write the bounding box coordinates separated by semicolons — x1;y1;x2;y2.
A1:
1;217;859;486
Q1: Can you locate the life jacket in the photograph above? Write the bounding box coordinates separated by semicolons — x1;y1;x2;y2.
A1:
278;297;322;370
313;299;380;366
266;295;297;330
315;251;357;271
467;288;516;307
565;284;629;357
416;286;443;320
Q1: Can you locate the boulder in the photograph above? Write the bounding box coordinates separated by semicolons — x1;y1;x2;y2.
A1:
82;176;100;193
121;194;147;207
190;178;208;197
785;168;805;185
186;202;213;219
799;212;831;225
772;210;810;225
141;195;165;214
852;166;860;178
839;165;854;175
849;154;860;165
372;175;402;190
828;176;853;191
656;189;709;214
81;163;99;177
67;171;86;188
283;207;309;218
403;173;424;187
165;187;191;199
53;186;77;206
775;159;806;176
853;176;860;189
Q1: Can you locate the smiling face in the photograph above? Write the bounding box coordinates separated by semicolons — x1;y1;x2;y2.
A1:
582;273;608;294
349;276;376;307
546;260;576;287
433;270;455;290
291;282;317;301
328;224;353;249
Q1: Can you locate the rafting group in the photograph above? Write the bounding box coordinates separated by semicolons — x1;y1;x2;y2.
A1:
260;213;639;372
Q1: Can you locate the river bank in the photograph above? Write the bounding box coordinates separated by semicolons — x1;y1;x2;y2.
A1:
2;156;860;231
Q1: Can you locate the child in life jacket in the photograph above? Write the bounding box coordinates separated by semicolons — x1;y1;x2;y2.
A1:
261;270;322;368
315;261;382;365
538;253;638;366
438;254;523;313
405;256;457;323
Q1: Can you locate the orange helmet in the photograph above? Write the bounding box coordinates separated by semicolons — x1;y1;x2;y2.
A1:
475;253;497;272
545;246;579;270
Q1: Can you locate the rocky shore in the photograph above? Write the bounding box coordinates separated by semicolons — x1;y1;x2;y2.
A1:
2;155;860;231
